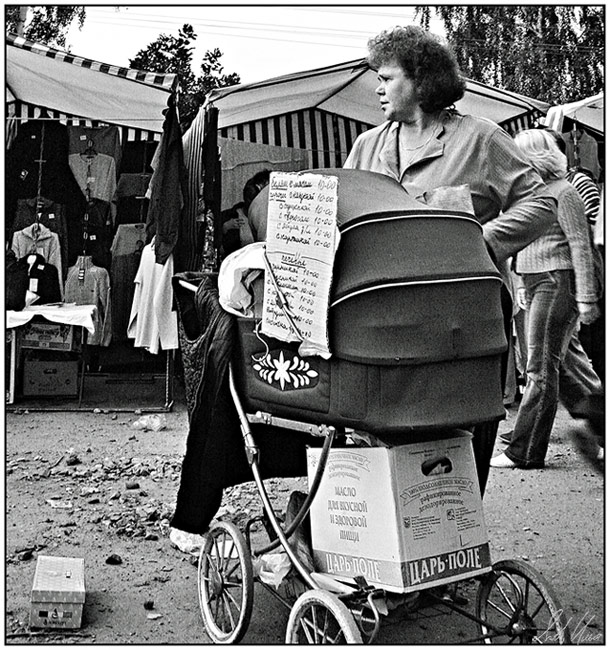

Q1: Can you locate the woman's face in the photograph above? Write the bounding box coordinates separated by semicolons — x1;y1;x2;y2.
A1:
375;62;419;122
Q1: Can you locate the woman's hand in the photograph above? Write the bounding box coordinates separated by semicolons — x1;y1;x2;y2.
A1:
577;301;600;325
222;217;240;234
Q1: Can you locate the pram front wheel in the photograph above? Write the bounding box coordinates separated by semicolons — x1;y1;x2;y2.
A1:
476;558;571;644
285;589;363;644
198;520;254;644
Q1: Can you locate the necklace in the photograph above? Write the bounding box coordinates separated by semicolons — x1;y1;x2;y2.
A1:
397;116;440;171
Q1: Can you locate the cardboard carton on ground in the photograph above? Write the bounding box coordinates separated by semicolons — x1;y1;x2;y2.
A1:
22;359;79;397
30;556;86;629
306;431;491;593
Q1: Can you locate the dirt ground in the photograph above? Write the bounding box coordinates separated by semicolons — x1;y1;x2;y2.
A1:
4;392;605;645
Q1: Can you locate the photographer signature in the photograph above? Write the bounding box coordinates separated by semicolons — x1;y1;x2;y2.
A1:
537;611;602;644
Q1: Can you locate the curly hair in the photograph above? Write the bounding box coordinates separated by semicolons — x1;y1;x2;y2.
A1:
514;129;567;181
367;25;466;113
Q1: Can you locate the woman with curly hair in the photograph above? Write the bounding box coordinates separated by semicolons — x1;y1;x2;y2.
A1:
344;25;558;492
489;129;601;469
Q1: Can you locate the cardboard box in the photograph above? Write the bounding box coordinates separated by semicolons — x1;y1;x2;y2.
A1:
23;359;79;397
30;556;86;629
20;321;74;351
306;431;491;593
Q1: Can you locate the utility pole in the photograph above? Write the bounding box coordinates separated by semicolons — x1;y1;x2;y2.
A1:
15;7;30;37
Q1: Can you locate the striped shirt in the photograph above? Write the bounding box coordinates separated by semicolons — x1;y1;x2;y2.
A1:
567;170;601;226
515;178;598;303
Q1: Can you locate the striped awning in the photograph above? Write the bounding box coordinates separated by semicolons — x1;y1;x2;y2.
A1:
217;107;543;170
206;58;549;168
219;109;371;169
6;33;177;141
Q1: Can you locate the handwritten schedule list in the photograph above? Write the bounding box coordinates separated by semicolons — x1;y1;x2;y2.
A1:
262;172;339;358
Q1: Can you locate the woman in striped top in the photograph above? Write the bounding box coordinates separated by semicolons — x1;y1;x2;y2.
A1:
491;129;601;469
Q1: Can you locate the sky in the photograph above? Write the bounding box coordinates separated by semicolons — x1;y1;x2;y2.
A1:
61;5;445;85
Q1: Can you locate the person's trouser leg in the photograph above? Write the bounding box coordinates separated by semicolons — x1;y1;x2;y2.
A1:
560;330;603;412
474;283;512;493
505;271;578;468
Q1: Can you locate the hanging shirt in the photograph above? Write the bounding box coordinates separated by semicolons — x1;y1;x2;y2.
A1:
127;240;179;354
64;256;112;347
11;223;63;297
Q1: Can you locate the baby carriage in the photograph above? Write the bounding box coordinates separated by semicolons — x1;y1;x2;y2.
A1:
174;169;571;644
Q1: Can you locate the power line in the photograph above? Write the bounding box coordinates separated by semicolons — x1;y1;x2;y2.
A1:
82;14;380;42
78;17;371;53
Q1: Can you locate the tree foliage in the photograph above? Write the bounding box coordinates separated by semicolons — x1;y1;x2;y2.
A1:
129;24;240;131
5;6;86;48
416;6;604;103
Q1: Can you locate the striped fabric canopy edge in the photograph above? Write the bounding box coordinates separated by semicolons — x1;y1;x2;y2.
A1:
6;33;177;142
7;33;177;92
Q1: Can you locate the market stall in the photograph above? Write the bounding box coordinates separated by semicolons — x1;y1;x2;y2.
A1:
189;58;550;211
543;92;604;179
5;34;182;411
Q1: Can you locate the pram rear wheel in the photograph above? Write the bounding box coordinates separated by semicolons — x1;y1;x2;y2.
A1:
198;520;254;644
476;558;571;644
285;589;363;644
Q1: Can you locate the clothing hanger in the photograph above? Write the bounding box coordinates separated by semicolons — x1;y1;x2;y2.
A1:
81;137;97;161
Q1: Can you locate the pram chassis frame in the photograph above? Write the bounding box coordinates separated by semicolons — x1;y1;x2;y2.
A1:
177;280;571;644
223;363;570;644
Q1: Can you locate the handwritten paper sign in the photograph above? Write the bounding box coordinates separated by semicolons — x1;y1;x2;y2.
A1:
262;172;339;358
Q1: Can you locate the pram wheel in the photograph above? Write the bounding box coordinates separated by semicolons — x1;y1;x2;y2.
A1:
198;520;254;644
285;589;363;644
476;559;571;644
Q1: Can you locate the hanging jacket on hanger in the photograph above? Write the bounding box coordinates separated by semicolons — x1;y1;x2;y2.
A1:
145;104;187;268
64;255;112;346
67;126;121;225
110;223;147;341
66;198;113;271
6;248;29;311
12;197;68;279
116;173;152;224
562;130;601;181
5;120;73;210
11;223;63;298
18;252;62;305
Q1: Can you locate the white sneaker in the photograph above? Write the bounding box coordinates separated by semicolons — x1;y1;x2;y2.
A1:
489;452;518;468
169;527;204;555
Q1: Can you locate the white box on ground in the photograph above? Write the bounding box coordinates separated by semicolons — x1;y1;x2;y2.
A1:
306;431;491;592
30;555;86;629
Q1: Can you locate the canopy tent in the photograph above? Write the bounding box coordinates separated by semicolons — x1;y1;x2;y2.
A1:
543;92;604;136
6;33;178;142
203;58;550;169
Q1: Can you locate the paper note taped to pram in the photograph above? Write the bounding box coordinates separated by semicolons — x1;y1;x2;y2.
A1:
262;172;340;359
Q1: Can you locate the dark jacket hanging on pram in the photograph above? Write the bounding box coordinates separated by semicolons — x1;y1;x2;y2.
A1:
171;273;315;535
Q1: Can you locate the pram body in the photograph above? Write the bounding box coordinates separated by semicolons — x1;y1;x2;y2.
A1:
233;168;506;434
